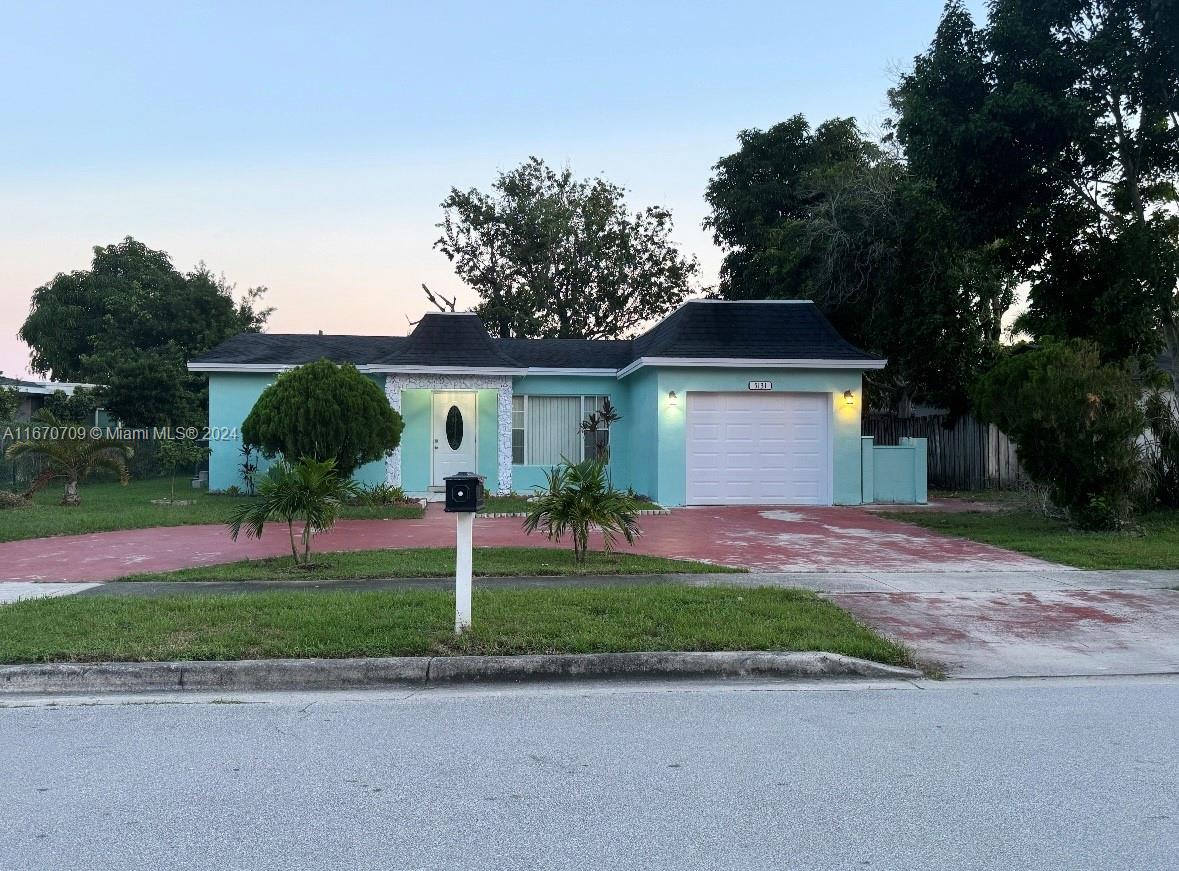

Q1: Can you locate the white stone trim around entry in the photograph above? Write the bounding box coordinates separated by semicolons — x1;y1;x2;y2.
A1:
384;374;513;495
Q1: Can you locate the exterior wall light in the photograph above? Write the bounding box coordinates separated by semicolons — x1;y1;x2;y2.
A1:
843;389;855;405
668;390;678;407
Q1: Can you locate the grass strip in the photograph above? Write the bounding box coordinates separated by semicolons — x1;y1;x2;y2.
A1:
0;586;911;666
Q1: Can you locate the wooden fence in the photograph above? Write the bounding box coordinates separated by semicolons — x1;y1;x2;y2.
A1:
865;412;1028;491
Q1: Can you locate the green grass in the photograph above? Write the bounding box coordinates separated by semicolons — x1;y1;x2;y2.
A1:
478;494;663;514
0;586;913;666
0;478;424;543
119;546;741;582
881;508;1179;569
478;494;535;513
928;489;1025;504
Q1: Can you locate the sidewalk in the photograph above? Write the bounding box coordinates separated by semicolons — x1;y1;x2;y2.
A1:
66;568;1179;598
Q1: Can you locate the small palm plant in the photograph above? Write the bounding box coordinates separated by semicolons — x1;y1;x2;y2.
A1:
227;457;361;565
523;456;641;564
5;410;133;506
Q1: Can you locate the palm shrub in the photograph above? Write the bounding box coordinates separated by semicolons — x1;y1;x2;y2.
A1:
4;410;133;506
1144;390;1179;508
227;457;361;565
522;457;641;563
974;341;1146;530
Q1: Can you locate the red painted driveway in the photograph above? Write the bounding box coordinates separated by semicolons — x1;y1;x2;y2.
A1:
0;504;1056;582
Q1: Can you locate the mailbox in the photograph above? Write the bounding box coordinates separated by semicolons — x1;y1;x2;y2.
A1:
444;472;485;513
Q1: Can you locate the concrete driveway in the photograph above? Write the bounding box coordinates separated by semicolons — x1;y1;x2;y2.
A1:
818;569;1179;678
0;503;1055;583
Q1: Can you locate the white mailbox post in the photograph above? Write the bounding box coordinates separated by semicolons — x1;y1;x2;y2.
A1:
443;472;484;634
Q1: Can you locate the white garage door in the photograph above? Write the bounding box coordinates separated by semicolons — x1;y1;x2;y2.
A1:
685;392;831;505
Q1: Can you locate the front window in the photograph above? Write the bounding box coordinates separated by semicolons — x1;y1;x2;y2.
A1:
512;395;612;465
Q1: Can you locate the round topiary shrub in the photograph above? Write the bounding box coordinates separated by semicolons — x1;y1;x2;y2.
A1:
242;360;404;476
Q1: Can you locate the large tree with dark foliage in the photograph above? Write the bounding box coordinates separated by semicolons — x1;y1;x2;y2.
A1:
893;0;1179;381
436;157;699;339
20;237;271;426
704;115;1013;413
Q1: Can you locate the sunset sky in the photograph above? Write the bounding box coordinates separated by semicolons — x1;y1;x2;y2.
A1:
0;0;979;380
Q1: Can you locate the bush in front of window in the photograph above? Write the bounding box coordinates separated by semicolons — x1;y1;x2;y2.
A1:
242;360;404;477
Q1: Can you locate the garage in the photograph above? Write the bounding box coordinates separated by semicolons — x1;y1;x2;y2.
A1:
685;391;831;505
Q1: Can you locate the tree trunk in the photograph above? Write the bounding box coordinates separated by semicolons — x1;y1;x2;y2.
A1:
286;520;301;565
61;477;80;507
302;523;313;564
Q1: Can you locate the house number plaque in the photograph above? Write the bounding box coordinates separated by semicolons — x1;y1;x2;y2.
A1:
748;381;772;390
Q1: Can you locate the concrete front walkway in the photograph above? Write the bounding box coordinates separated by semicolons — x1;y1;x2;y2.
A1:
0;504;1057;583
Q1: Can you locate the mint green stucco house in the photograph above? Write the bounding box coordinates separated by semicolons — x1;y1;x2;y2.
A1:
188;300;927;506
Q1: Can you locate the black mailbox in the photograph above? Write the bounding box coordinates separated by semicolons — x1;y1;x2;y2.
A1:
444;472;485;512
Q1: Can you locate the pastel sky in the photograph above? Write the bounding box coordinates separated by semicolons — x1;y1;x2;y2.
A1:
0;0;979;380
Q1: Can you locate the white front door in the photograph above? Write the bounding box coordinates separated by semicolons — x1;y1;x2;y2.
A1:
685;391;831;505
432;391;478;486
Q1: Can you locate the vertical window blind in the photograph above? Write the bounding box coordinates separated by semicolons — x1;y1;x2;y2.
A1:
512;395;611;465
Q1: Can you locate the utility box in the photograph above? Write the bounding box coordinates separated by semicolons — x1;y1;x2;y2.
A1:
444;472;485;513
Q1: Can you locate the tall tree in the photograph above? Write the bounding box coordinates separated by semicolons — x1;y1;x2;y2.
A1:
0;376;19;421
704;115;1013;413
436;157;699;339
894;0;1179;380
704;116;878;301
20;238;272;426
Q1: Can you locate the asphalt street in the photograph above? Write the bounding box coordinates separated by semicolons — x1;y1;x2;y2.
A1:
2;676;1176;870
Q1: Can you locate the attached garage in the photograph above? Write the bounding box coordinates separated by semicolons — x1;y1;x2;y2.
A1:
685;391;831;505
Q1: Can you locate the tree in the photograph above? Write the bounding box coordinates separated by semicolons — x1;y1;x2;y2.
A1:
522;457;641;563
155;439;211;504
436;157;699;339
43;387;101;425
20;237;272;426
227;458;360;565
242;360;403;477
5;410;133;506
893;0;1179;380
974;341;1146;529
704;116;878;301
704;115;1013;413
0;376;18;422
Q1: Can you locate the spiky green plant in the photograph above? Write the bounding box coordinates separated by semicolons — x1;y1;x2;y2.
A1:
227;457;361;565
4;410;132;506
522;456;641;563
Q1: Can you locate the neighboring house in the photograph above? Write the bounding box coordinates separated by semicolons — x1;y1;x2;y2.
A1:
188;300;927;506
0;377;106;424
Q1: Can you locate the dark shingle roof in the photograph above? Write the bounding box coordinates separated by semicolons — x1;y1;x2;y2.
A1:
496;337;634;369
633;301;877;361
190;301;883;371
371;313;523;368
189;333;405;366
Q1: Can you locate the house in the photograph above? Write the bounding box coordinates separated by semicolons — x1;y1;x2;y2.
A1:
0;377;105;424
188;300;927;506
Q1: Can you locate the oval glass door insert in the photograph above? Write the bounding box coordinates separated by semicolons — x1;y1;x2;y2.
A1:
445;405;464;450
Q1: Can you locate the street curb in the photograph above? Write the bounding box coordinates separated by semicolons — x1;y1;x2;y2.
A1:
0;651;921;694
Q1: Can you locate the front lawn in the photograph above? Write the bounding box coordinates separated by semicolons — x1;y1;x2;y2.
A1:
882;508;1179;570
0;478;423;543
0;586;913;666
119;547;740;582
